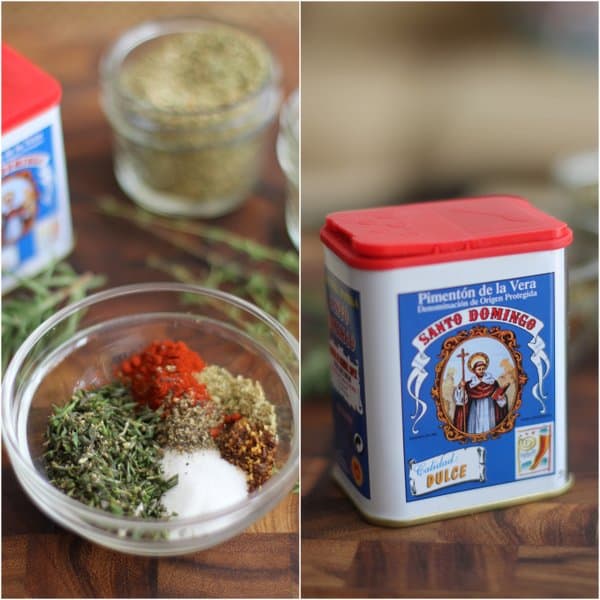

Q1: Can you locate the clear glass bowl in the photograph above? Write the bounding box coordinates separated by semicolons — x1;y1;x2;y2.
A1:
2;283;298;556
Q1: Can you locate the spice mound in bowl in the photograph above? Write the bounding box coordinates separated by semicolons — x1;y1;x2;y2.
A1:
44;339;279;520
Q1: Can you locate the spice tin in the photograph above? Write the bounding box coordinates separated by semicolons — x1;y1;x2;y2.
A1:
2;44;73;292
321;196;573;525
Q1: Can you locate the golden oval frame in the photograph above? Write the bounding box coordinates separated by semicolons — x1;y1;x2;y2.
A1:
431;325;527;443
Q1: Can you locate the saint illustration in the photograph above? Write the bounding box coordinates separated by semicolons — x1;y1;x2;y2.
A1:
2;172;37;246
453;351;509;435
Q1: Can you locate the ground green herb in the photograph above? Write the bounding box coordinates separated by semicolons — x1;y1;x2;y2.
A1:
114;27;273;209
44;383;177;518
121;28;270;113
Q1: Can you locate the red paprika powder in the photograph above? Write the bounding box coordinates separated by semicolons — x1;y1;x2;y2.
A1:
119;340;209;410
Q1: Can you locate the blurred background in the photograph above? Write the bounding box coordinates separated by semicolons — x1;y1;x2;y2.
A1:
301;1;598;399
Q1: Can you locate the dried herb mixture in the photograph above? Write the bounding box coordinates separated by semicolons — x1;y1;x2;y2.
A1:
44;339;280;517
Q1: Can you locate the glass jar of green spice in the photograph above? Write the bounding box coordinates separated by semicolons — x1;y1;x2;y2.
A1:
276;89;299;249
100;18;281;217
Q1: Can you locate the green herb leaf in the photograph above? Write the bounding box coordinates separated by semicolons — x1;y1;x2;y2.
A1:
2;262;105;374
98;197;298;274
44;383;176;519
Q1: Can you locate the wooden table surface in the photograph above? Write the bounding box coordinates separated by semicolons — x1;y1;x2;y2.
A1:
2;3;299;598
300;234;598;598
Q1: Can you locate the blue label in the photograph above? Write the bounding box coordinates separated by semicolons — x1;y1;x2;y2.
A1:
399;274;555;501
2;125;59;269
325;270;370;498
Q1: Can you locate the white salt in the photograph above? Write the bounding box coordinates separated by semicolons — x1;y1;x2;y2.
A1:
161;449;248;518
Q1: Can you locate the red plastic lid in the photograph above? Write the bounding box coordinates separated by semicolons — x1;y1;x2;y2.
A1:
2;44;62;134
321;196;573;270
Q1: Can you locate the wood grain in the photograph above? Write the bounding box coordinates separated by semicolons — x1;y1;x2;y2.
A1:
157;534;298;598
2;3;298;598
301;363;598;598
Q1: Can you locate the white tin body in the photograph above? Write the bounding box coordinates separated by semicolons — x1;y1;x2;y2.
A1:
324;247;570;525
2;104;73;292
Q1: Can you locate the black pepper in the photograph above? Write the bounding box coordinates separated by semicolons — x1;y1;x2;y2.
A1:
156;395;222;451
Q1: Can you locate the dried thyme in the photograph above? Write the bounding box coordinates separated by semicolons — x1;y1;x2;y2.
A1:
147;255;298;334
44;383;177;518
97;197;298;334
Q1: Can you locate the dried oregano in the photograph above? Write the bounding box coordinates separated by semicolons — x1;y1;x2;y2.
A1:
197;365;277;435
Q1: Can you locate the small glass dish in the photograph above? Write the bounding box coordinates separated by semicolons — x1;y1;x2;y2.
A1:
100;18;282;217
2;283;298;556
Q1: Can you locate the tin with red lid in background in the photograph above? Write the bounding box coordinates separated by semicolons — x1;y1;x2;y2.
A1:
321;196;573;525
2;44;73;292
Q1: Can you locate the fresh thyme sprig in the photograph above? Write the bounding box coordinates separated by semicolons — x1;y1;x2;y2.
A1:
147;256;298;331
98;197;299;273
97;197;298;334
2;262;105;374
